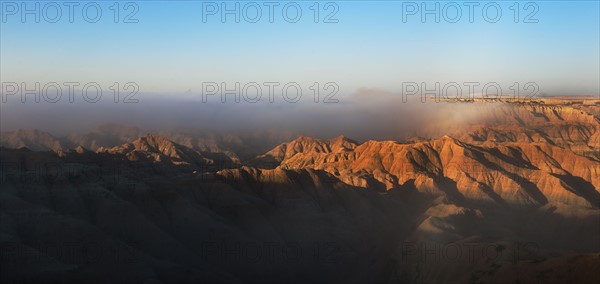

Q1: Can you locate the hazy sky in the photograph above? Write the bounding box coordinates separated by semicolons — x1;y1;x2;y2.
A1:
1;0;599;97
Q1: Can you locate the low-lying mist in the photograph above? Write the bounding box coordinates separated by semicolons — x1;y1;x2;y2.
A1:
1;88;499;141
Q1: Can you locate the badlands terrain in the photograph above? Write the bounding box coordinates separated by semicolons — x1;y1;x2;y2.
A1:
1;98;599;283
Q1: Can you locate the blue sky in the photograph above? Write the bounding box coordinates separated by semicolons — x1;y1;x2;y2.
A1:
1;0;599;97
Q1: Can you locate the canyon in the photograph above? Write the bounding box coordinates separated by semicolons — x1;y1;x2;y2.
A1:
1;98;599;283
